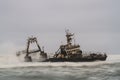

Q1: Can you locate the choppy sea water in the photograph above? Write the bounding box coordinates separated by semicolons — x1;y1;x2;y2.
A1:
0;54;120;80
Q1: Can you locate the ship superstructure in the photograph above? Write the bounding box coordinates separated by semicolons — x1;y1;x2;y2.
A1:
46;30;107;62
53;30;82;59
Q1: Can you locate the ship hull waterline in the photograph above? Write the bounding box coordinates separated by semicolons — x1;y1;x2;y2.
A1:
24;56;107;62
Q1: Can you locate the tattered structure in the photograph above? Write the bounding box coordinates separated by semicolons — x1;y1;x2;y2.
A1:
16;30;107;62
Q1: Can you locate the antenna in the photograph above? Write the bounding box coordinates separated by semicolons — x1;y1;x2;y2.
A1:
65;28;69;34
73;34;76;45
42;46;44;52
65;27;68;33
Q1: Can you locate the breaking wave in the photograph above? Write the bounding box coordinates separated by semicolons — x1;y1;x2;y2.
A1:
0;54;120;69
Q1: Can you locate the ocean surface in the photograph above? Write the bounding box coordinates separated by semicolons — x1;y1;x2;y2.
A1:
0;54;120;80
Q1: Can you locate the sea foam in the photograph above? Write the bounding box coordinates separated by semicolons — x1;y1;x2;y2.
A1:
0;54;120;69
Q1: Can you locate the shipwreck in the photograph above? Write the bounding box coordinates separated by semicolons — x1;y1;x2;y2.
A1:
16;30;107;62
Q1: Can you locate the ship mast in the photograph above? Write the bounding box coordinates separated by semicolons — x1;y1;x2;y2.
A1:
65;29;74;46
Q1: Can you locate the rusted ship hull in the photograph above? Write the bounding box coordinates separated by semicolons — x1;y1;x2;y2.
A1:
17;52;107;62
45;56;107;62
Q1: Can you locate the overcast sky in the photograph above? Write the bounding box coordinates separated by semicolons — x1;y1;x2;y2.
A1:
0;0;120;54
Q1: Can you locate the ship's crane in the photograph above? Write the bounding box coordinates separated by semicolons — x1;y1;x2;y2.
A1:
24;36;47;62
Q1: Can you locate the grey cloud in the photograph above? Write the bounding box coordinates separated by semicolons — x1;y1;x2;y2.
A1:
0;0;120;54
